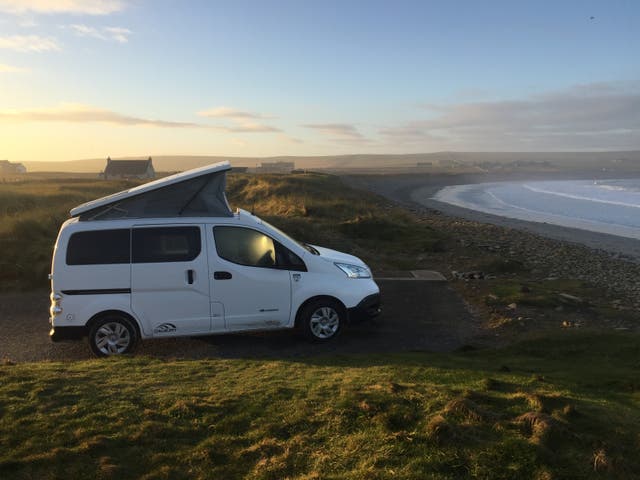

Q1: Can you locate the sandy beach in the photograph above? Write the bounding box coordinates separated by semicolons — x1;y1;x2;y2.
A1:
347;170;640;263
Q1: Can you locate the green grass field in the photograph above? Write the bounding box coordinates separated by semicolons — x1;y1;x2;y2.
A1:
1;333;639;479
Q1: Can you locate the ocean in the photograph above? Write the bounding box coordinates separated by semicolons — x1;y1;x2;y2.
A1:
433;179;640;240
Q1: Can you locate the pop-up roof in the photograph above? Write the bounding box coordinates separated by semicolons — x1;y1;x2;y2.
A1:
71;161;233;220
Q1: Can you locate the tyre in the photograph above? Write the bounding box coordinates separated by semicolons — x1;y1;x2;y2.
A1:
88;314;138;357
299;299;344;342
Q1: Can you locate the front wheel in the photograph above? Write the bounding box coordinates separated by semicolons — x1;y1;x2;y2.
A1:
299;299;344;342
88;315;138;357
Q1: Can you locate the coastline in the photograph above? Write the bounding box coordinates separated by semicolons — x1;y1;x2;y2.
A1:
346;171;640;263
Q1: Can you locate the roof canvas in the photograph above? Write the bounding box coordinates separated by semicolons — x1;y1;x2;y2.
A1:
71;161;233;219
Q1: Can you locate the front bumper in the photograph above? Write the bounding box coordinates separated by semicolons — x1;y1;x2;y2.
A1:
347;293;381;322
49;325;86;342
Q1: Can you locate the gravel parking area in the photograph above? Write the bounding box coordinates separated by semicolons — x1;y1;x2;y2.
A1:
0;280;477;363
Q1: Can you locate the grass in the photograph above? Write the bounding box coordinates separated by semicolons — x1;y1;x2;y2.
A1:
1;333;639;479
0;173;447;290
484;279;596;309
0;178;138;289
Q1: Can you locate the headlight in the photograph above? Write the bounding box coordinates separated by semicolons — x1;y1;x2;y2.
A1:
335;262;371;279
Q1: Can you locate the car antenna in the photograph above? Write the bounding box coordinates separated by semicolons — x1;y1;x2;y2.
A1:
251;201;255;215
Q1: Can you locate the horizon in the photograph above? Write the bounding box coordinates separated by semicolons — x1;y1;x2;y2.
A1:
19;148;640;163
18;150;640;173
1;0;639;163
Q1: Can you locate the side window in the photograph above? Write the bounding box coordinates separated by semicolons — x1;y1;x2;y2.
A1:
133;227;201;263
66;229;130;265
213;226;307;271
214;226;276;267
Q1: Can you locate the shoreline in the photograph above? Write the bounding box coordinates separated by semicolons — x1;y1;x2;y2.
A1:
346;171;640;263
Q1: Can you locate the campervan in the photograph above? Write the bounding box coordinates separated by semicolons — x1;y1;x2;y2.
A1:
49;162;380;356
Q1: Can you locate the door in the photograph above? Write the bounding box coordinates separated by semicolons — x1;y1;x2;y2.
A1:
207;225;291;331
131;225;211;336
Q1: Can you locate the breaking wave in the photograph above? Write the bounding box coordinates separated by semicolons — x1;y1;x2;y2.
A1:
433;179;640;240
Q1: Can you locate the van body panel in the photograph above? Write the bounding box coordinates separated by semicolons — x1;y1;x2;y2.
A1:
58;265;131;292
206;225;291;330
51;293;135;330
131;224;211;336
210;301;225;332
210;261;291;330
289;270;380;311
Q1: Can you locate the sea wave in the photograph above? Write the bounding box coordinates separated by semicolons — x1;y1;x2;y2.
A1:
432;179;640;240
522;184;640;210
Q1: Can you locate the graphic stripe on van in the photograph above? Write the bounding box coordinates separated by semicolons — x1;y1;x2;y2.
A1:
61;288;131;295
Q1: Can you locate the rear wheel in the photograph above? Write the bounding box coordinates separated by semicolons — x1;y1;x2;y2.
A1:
88;314;138;357
299;299;344;342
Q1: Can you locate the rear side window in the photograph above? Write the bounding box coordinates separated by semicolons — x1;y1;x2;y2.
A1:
133;227;201;263
66;229;130;265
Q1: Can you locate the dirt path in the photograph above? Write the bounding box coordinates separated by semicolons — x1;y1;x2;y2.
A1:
0;280;478;363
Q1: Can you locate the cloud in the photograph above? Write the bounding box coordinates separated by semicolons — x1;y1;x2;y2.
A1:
0;103;284;134
379;83;640;150
198;106;281;132
303;123;365;139
230;138;246;147
0;0;125;15
280;135;304;144
67;23;101;38
198;106;272;119
0;34;60;52
0;103;202;128
379;124;430;139
103;26;130;43
0;63;27;73
212;122;281;133
67;24;131;43
303;123;372;144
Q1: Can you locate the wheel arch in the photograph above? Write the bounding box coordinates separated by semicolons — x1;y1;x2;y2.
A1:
86;310;142;339
294;295;347;328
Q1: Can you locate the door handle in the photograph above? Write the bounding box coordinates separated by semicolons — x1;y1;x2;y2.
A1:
214;271;232;280
187;269;194;284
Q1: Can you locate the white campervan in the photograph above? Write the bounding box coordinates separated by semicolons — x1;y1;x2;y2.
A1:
49;162;380;356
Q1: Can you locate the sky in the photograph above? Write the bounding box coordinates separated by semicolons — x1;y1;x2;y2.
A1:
0;0;639;163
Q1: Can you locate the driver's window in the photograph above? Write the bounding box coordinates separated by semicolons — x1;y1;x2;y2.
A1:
213;226;276;267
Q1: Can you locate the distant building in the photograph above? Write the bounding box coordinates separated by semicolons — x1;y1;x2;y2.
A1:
436;159;463;168
254;161;295;174
0;160;27;177
102;157;155;180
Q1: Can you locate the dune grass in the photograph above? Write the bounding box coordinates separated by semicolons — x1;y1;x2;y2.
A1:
0;173;447;290
1;332;639;479
0;178;138;289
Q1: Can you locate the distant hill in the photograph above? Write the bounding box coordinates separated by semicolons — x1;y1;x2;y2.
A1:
22;151;640;173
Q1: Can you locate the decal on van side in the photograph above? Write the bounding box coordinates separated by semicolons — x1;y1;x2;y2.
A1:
153;323;177;334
